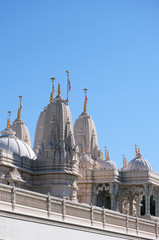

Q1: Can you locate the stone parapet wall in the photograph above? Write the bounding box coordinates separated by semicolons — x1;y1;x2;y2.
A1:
0;183;158;239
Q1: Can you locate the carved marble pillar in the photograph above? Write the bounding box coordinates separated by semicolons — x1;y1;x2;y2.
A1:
110;183;115;211
144;184;153;216
129;196;133;216
135;196;142;217
110;183;118;211
154;189;159;217
119;189;124;213
92;184;97;205
155;196;159;217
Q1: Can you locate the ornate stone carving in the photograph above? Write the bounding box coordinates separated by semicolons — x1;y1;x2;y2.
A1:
96;184;110;194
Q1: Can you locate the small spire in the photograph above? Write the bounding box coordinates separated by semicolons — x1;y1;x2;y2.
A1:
83;88;88;112
138;147;140;154
107;150;109;158
57;83;61;95
7;111;11;128
50;77;56;103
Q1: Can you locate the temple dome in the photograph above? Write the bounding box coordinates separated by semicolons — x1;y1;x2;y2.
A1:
97;156;118;172
0;128;36;160
124;152;152;171
74;111;99;160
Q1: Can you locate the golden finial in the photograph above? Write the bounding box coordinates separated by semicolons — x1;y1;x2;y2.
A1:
57;83;61;95
7;111;11;128
50;92;53;103
138;147;140;153
17;108;21;118
50;77;55;103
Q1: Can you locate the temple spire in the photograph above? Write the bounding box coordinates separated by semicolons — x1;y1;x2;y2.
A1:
17;96;22;118
50;77;55;103
7;111;11;128
83;88;88;112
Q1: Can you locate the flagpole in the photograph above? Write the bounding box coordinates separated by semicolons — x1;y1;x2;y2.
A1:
83;88;88;112
18;96;22;118
134;144;137;155
66;70;69;104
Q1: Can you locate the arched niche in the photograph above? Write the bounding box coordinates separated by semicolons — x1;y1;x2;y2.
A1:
96;184;111;209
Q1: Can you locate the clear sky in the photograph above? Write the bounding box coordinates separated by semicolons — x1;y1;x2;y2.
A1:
0;1;159;171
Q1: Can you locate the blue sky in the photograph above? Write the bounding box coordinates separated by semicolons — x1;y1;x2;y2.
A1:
0;0;159;171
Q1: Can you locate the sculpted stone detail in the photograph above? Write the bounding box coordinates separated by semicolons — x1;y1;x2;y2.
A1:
96;184;110;194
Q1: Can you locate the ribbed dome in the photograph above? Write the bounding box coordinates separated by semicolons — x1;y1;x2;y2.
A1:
125;153;152;171
0;128;36;160
97;156;118;172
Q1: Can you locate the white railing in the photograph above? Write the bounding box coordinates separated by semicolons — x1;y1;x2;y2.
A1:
0;183;158;239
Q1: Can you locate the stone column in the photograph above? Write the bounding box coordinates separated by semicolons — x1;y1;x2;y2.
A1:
145;193;150;215
154;190;159;217
129;196;133;216
119;189;123;214
136;196;142;217
92;184;97;205
110;183;116;211
144;184;153;216
155;196;159;217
